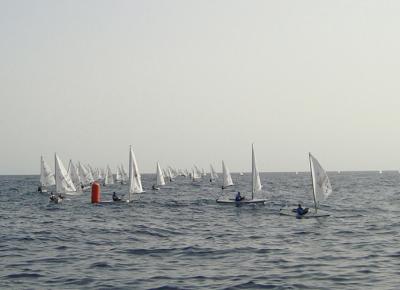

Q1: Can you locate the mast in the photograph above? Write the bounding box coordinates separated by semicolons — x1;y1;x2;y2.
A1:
251;144;254;200
309;153;318;213
54;153;57;193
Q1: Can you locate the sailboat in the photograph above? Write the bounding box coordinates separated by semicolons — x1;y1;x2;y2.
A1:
209;164;218;182
152;162;165;190
221;160;233;189
280;153;332;218
78;162;93;190
67;160;82;193
38;156;55;193
120;164;128;184
217;144;266;204
115;166;122;183
103;165;114;186
127;146;144;202
192;166;202;183
51;153;77;203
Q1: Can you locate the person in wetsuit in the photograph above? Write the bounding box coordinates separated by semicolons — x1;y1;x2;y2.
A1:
296;204;309;218
235;191;244;201
112;192;121;201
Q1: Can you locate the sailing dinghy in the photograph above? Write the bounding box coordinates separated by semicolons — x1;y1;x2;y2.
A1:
209;164;218;182
50;153;78;203
152;162;165;190
217;144;266;204
67;160;82;193
38;155;55;193
280;153;332;218
126;146;144;203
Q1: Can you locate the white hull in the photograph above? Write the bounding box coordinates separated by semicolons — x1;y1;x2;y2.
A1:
216;198;267;204
279;207;330;218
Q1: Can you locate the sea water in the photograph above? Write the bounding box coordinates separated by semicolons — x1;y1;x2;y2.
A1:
1;172;399;289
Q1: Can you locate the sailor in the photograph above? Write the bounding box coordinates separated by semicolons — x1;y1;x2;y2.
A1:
235;191;244;201
58;193;64;200
49;192;56;202
38;185;42;192
296;204;309;218
152;184;157;190
112;192;121;201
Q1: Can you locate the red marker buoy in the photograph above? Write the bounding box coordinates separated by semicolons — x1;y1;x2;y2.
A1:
91;182;101;203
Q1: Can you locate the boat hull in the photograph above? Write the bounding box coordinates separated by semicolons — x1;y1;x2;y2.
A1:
216;198;267;204
279;207;330;218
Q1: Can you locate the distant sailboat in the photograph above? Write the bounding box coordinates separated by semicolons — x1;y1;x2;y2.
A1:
280;153;332;218
78;163;94;190
209;164;218;182
115;166;123;183
120;164;128;184
192;166;201;182
153;162;165;190
127;146;144;202
38;156;55;193
53;153;77;202
221;160;233;189
67;160;82;193
103;165;114;186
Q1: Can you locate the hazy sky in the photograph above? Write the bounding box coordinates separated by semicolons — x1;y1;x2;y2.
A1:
1;0;400;174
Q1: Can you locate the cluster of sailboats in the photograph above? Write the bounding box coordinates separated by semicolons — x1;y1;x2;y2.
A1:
38;144;333;218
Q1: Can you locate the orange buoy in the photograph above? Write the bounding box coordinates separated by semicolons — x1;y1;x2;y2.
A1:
91;182;101;203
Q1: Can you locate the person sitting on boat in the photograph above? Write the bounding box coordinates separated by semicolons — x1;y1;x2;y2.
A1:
112;192;121;201
235;191;244;201
296;204;309;217
38;185;42;192
152;184;157;190
58;194;64;200
49;192;56;202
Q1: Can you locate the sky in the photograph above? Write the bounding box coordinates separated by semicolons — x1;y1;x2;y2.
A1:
1;0;400;174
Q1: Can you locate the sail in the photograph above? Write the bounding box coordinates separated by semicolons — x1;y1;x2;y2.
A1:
55;154;76;194
103;165;114;185
222;160;234;188
194;165;202;178
192;166;201;180
251;144;262;198
106;165;114;184
78;163;94;186
128;146;144;199
40;156;55;187
309;153;332;211
156;162;165;186
115;166;122;182
210;164;218;181
120;164;128;183
67;160;82;191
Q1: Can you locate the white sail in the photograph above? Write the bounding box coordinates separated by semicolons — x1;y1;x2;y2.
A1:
67;160;82;191
128;146;144;200
78;162;94;186
156;162;165;186
251;144;262;199
55;154;77;194
222;160;234;188
210;164;218;181
115;166;122;182
194;165;202;178
104;165;114;185
120;164;128;183
192;166;201;180
309;153;332;212
40;156;55;187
